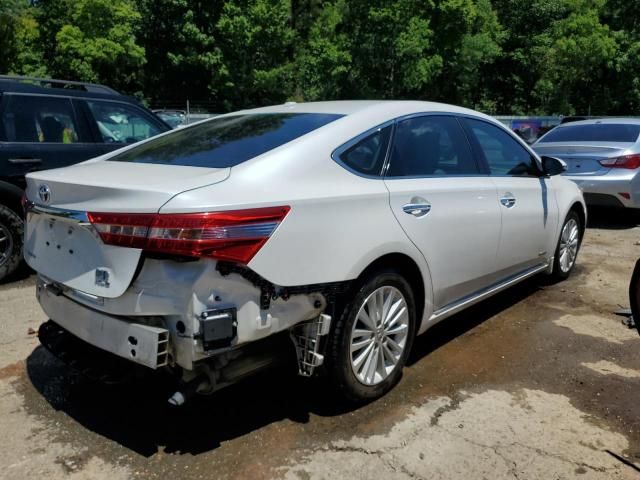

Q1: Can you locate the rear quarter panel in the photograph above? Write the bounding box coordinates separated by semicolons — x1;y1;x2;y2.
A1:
159;128;436;327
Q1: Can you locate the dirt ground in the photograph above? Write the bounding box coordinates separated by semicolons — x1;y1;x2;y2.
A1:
0;208;639;480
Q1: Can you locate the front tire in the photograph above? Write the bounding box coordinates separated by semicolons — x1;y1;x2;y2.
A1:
0;205;23;282
552;210;582;280
326;269;416;403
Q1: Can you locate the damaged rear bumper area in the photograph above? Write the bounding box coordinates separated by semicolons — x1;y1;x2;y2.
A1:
37;280;170;369
35;260;350;400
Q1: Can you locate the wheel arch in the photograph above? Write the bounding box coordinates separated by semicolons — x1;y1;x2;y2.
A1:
0;180;24;215
356;252;429;334
569;201;587;237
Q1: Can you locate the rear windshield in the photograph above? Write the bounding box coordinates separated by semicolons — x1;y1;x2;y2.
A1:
108;112;343;167
539;123;640;143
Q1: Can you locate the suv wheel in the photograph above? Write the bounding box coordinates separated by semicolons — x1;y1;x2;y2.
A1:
326;269;416;403
552;210;582;280
0;205;23;282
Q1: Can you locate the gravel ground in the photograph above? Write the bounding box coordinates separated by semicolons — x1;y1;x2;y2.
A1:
0;208;639;479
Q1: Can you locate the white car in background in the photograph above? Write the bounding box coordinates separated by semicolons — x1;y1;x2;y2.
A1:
24;101;585;404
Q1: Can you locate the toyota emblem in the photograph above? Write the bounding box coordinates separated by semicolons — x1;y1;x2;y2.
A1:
38;184;51;204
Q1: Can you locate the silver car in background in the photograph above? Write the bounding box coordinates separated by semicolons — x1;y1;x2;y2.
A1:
533;119;640;210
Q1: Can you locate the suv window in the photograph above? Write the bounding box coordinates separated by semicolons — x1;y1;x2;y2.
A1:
338;125;391;176
387;115;478;177
1;94;80;143
109;113;343;167
86;100;162;144
464;118;539;176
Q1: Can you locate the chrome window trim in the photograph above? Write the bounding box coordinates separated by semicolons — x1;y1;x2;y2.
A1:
331;110;545;180
331;120;395;179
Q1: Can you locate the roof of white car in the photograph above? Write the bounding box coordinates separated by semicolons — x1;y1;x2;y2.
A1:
238;100;492;119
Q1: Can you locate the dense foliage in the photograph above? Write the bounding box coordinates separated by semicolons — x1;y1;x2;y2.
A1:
1;0;638;115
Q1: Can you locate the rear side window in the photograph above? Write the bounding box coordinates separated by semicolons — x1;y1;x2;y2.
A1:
464;118;538;176
337;125;392;176
1;94;81;143
387;115;478;177
109;113;343;167
539;123;640;143
86;100;163;144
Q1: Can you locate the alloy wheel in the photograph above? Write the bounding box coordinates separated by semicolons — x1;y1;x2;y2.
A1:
349;286;409;386
559;218;579;273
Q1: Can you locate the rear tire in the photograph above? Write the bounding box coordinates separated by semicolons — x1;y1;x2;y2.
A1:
551;210;582;280
0;205;23;282
325;269;416;403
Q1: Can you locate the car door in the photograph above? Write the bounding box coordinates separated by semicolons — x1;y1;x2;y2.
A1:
384;115;502;310
0;93;95;183
0;94;42;188
461;117;559;276
78;99;166;156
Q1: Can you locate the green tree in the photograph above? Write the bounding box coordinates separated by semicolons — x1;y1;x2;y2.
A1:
603;0;640;113
51;0;146;92
215;0;296;109
0;0;22;73
433;0;504;110
0;0;44;75
341;0;442;98
292;0;351;101
137;0;224;109
489;0;570;114
3;0;640;116
532;0;617;114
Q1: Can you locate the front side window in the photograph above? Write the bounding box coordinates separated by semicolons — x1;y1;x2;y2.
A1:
109;113;343;167
387;115;478;177
338;125;392;176
464;118;539;176
87;100;162;144
1;95;80;143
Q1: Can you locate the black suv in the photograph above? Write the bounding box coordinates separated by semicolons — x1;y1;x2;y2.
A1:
0;75;170;281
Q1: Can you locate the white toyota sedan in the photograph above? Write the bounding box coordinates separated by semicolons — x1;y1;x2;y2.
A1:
24;101;585;403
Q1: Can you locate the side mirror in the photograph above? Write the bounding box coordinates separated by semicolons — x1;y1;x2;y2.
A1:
541;156;568;176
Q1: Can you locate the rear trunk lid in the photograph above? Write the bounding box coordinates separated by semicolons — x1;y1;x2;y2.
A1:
24;161;229;298
533;142;633;176
25;161;230;212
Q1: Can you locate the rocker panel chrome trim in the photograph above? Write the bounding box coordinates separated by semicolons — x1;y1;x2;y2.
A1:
429;263;549;323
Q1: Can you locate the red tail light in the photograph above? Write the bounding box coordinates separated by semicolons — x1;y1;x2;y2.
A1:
87;213;153;249
87;206;290;264
599;154;640;169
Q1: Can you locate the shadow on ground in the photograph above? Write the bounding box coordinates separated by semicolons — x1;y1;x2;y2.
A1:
0;263;33;286
408;277;542;366
25;276;545;458
587;207;639;230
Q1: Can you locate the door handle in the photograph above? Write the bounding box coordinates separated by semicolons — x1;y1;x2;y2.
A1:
402;203;431;217
500;192;516;208
8;158;42;164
